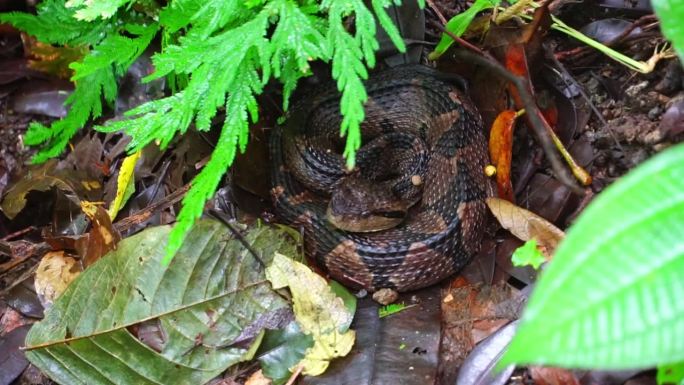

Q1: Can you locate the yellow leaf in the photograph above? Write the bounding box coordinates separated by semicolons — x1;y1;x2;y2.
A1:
266;253;355;376
108;150;140;220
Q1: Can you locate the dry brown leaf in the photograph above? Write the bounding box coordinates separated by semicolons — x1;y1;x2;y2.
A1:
245;369;272;385
529;366;580;385
79;201;121;266
486;197;565;258
34;251;82;308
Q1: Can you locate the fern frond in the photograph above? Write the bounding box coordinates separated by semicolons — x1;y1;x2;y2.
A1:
25;22;158;163
371;0;407;52
164;59;264;262
0;0;113;46
267;0;329;109
100;13;270;151
159;0;254;36
65;0;134;21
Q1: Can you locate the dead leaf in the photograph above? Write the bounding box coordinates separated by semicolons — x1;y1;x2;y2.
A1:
108;150;140;220
79;201;121;266
529;366;581;385
486;197;565;258
245;369;272;385
34;251;82;308
489;110;518;201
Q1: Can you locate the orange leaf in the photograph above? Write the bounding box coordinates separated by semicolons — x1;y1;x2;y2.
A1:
489;110;517;201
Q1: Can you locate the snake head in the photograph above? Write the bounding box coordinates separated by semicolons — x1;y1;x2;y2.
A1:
326;176;409;232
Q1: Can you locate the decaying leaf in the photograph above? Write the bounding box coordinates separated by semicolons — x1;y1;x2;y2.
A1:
34;251;82;308
489;110;518;201
0;160;101;219
529;366;580;385
108;150;140;220
266;253;356;376
79;201;121;266
25;220;299;385
487;197;565;258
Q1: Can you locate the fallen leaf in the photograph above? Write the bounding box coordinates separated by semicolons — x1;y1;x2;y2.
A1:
486;197;565;258
108;150;140;220
79;201;121;266
529;366;580;385
34;251;82;308
25;220;298;385
266;253;356;376
257;321;313;384
245;370;273;385
489;110;518;201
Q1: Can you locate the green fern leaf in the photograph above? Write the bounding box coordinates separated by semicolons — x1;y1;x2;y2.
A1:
26;22;158;163
371;0;407;52
159;0;254;36
0;0;113;46
268;0;329;109
165;60;264;263
65;0;134;21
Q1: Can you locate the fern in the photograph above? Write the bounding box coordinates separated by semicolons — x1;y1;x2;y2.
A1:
65;0;135;21
3;0;411;261
0;0;113;45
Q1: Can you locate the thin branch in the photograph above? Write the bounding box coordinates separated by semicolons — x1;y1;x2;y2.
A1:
433;23;584;194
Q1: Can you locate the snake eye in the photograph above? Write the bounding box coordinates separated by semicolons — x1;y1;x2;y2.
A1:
360;211;372;218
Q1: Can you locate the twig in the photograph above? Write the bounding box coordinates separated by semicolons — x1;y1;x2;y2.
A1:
113;183;190;233
284;364;304;385
208;209;267;269
1;226;37;241
433;23;584;193
425;0;448;25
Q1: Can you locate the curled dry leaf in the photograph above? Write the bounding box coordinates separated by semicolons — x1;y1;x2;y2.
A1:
489;110;517;201
34;251;82;308
486;197;565;258
79;201;121;266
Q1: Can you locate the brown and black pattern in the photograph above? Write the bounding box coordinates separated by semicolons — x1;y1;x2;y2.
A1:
270;65;490;292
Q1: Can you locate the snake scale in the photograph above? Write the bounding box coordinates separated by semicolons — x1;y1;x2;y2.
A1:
270;65;489;292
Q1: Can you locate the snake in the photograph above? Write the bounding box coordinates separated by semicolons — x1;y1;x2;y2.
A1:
270;65;490;292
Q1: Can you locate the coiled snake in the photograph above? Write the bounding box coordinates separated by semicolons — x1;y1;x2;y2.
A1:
270;65;489;292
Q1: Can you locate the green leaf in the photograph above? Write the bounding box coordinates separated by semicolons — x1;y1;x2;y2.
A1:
511;239;545;270
658;361;684;385
502;143;684;369
257;322;314;385
428;0;500;60
378;302;415;318
328;280;357;330
25;220;299;385
653;0;684;61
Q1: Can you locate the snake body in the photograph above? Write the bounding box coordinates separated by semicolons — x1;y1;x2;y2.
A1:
270;65;489;292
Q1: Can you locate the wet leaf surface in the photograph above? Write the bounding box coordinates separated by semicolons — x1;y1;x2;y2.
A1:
0;324;31;385
25;220;299;385
303;286;442;385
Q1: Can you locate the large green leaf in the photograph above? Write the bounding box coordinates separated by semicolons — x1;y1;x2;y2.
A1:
502;143;684;368
653;0;684;61
25;220;298;384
